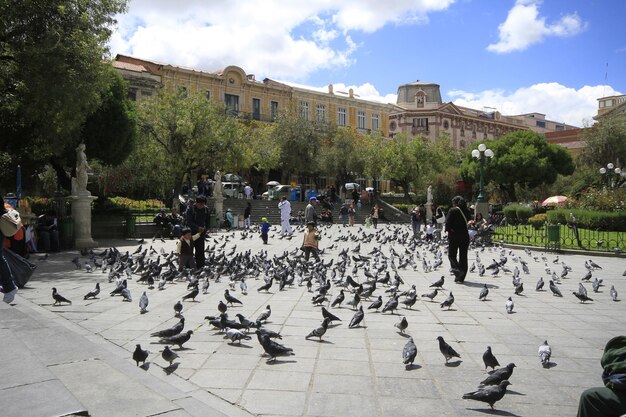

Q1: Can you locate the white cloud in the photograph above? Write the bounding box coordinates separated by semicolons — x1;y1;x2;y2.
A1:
109;0;454;80
448;83;621;127
281;80;398;104
487;0;586;53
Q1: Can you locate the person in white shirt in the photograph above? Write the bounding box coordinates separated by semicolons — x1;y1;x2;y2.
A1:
278;196;292;236
244;184;253;200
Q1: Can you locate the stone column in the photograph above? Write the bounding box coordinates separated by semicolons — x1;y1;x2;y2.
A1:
69;194;98;249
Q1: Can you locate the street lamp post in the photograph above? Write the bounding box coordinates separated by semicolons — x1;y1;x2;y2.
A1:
471;143;494;203
599;163;622;190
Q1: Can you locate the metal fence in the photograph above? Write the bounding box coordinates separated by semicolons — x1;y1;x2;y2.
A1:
492;224;626;253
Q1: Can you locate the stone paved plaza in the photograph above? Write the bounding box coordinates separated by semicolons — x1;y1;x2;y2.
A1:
3;223;626;417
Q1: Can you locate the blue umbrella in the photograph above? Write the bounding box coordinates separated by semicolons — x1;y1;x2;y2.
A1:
16;165;22;199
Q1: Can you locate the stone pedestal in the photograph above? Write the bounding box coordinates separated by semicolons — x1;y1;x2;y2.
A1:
425;203;433;222
214;195;224;225
69;194;98;249
474;201;490;221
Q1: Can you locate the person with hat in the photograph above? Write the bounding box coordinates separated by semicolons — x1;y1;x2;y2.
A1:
305;197;318;226
184;196;210;267
302;221;321;262
225;208;235;229
260;217;270;244
176;227;201;271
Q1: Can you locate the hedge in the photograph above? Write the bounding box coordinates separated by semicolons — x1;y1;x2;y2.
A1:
528;213;547;229
516;206;533;224
547;209;626;232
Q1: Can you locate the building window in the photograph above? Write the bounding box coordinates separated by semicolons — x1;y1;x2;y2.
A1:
536;120;546;128
252;98;261;120
271;101;279;121
555;125;564;131
225;94;239;116
299;101;309;120
357;111;366;129
443;120;449;129
337;107;347;126
460;123;465;137
205;90;211;100
316;104;326;122
484;132;488;140
472;130;477;139
371;113;380;131
412;118;428;128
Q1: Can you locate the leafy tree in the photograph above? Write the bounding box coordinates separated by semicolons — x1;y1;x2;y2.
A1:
319;128;367;192
580;115;626;169
381;135;425;201
363;132;387;195
460;130;575;202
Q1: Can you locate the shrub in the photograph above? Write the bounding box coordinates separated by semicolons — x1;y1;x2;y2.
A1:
547;209;626;232
109;197;165;211
528;213;547;229
516;206;533;224
392;203;411;213
503;204;520;225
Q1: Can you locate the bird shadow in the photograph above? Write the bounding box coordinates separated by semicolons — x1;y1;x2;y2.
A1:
328;323;342;328
163;363;179;375
442;308;457;312
228;342;253;349
139;362;151;371
467;408;521;417
397;332;411;338
310;339;334;344
445;360;462;367
506;389;526;396
405;364;422;371
173;346;193;351
543;362;558;369
266;358;298;365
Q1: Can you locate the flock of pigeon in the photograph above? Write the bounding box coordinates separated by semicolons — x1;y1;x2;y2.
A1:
45;223;623;412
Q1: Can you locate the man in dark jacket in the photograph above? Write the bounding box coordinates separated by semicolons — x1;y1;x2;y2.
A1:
185;196;210;268
445;196;470;283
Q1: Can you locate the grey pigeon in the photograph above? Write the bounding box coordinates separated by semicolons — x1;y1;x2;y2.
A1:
160;330;193;348
382;295;399;314
305;317;330;340
480;363;516;386
121;287;132;302
421;289;438;301
161;346;179;366
440;292;454;310
592;278;602;293
236;314;259;332
610;285;619;301
402;337;418;369
394;316;408;334
321;307;341;323
479;284;488;301
437;336;460;364
174;300;183;316
430;276;445;288
549;280;562;297
84;283;100;300
578;283;588;297
514;282;524;295
256;330;294;362
538;340;551;367
368;295;382;311
349;305;365;328
224;289;242;306
133;344;149;366
483;346;500;370
151;317;185;338
463;380;511;410
331;290;345;307
573;291;593;303
505;297;514;314
257;305;272;322
139;291;149;313
536;277;544;291
224;327;252;344
182;285;199;301
52;287;72;305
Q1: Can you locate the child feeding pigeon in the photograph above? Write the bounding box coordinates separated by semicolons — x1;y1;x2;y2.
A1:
177;228;201;271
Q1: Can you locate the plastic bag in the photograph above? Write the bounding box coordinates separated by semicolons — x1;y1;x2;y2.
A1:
3;248;36;288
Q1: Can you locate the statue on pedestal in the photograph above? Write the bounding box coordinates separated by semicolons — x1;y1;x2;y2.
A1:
72;143;92;196
213;171;223;199
69;143;97;248
427;185;433;205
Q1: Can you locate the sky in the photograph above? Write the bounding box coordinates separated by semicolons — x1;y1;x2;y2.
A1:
109;0;626;127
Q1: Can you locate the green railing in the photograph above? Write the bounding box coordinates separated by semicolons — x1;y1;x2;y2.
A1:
492;224;626;253
92;210;163;239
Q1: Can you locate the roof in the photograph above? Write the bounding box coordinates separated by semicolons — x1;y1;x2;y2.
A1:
112;60;149;73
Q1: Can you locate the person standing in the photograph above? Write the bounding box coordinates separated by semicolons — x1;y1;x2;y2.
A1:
348;203;355;226
225;209;235;229
244;202;251;229
244;184;253;200
410;206;421;237
302;221;321;262
278;196;292;236
176;228;201;271
371;204;381;229
260;217;270;244
305;197;318;226
0;197;18;303
445;196;470;283
184;196;209;268
340;203;349;227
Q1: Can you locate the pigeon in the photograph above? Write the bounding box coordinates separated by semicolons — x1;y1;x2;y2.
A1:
421;289;438;301
479;284;488;301
394;316;408;334
331;290;345;308
610;285;619;301
257;305;272;323
483;346;500;371
589;259;602;269
305;317;331;340
160;330;193;348
182;285;199;302
592;278;601;293
402;337;418;369
256;331;294;362
440;292;454;310
402;293;417;309
151;318;185;338
174;301;183;316
573;291;593;303
256;327;282;339
536;277;544;291
578;283;588;297
202;278;210;294
218;300;228;314
236;314;259;332
240;278;248;295
224;289;243;306
349;305;365;328
321;307;341;323
382;295;399;314
463;380;511;410
505;297;514;314
224;327;252;344
139;291;149;313
52;287;72;305
430;276;445;288
437;336;460;364
83;283;100;300
514;282;524;295
257;279;273;292
538;340;552;367
161;346;179;366
121;287;132;302
133;344;149;366
480;363;516;386
549;280;562;297
368;295;383;311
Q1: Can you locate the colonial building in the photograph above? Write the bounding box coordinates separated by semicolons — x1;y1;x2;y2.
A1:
545;128;587;156
596;93;626;121
388;81;577;148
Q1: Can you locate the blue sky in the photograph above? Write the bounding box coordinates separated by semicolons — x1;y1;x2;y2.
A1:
110;0;626;126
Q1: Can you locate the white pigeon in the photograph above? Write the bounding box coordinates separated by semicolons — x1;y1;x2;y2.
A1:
538;340;552;367
240;278;248;295
139;291;149;313
505;297;514;314
223;327;251;344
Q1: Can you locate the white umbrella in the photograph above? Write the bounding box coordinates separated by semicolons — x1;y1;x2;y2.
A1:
266;181;280;187
344;182;360;190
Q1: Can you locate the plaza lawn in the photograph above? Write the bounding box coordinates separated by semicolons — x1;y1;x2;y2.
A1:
493;224;626;252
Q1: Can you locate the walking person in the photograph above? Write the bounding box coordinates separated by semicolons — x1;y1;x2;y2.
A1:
371;204;381;229
340;203;349;227
278;196;292;236
445;196;470;283
302;221;321;262
305;197;318;226
348;203;355;226
260;217;270;244
184;196;210;268
244;202;251;229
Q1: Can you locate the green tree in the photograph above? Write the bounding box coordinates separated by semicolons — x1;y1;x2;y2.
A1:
580;115;626;169
363;132;387;195
137;90;245;197
381;135;425;201
319;128;367;191
460;130;575;202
